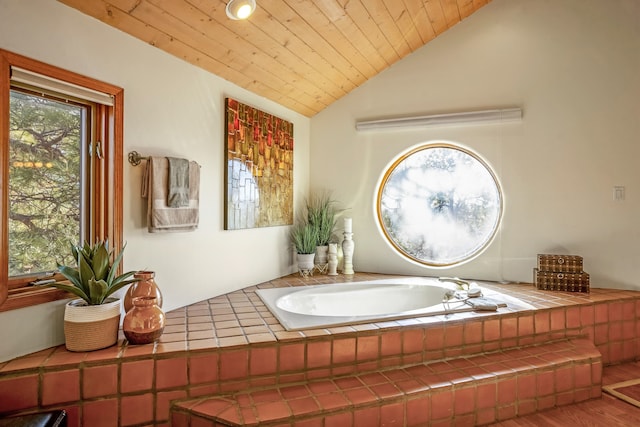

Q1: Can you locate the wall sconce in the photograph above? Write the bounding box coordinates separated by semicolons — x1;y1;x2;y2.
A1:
355;108;522;131
226;0;257;20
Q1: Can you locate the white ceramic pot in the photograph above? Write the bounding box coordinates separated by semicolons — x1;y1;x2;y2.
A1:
63;297;121;352
296;253;315;274
315;245;329;265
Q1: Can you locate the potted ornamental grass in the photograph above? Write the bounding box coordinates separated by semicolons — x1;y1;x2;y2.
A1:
44;240;139;352
290;222;318;274
306;192;338;265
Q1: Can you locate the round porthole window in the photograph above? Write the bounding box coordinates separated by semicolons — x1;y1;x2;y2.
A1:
375;143;503;268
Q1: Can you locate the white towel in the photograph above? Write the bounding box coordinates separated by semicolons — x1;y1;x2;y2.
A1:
142;156;200;233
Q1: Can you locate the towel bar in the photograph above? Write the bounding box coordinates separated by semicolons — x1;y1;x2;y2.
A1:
128;151;148;166
128;151;201;168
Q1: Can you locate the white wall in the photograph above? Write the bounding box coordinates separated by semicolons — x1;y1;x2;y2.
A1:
0;0;309;362
310;0;640;288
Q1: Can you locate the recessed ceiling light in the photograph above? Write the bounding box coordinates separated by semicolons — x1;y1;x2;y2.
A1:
226;0;257;20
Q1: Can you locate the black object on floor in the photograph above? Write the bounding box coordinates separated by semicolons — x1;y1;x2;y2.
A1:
0;410;67;427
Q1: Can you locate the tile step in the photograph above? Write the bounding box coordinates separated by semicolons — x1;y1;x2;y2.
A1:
171;338;602;426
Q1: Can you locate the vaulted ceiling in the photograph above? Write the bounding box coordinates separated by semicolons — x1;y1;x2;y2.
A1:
58;0;491;117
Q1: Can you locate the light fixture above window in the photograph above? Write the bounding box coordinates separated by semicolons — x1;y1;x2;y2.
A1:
356;108;522;131
226;0;256;20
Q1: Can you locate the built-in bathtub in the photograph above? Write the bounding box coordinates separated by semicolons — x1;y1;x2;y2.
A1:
3;272;640;427
256;276;534;330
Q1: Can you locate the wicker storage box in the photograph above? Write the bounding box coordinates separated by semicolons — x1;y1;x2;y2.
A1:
537;254;583;273
533;268;590;293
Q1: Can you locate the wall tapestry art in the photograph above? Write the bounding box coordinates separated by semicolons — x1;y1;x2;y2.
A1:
224;98;294;230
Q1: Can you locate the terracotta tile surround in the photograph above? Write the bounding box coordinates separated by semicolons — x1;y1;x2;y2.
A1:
173;338;602;426
0;272;638;426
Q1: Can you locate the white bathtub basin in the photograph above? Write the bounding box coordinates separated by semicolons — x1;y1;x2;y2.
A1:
276;283;447;316
256;277;522;331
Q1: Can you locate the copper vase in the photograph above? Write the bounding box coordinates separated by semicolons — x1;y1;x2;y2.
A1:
123;296;165;345
124;271;163;313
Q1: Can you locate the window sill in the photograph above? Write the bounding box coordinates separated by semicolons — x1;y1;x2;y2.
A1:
0;287;71;312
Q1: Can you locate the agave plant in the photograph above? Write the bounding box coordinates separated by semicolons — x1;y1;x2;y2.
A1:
46;240;139;305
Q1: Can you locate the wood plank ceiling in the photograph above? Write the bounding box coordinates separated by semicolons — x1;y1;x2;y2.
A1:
58;0;491;117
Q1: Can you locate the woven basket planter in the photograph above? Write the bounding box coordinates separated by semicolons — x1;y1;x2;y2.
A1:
64;298;121;352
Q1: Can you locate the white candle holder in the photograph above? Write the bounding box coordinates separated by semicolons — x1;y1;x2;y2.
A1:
342;231;355;275
328;243;338;276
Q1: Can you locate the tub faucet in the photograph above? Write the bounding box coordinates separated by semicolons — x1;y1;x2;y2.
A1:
439;277;470;290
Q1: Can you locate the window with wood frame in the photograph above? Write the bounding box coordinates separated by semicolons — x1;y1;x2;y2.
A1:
0;49;124;311
376;142;503;268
